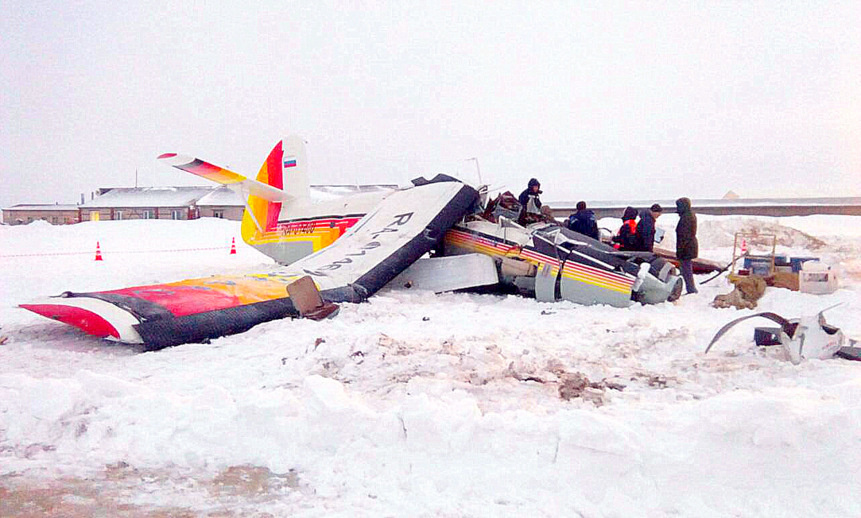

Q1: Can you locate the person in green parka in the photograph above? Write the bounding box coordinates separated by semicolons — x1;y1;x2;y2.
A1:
675;197;698;294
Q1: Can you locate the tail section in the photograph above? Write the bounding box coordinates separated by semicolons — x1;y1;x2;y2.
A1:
158;137;311;237
240;137;342;263
160;136;350;265
242;140;285;241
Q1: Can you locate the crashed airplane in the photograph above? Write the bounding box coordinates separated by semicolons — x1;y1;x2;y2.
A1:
21;138;683;349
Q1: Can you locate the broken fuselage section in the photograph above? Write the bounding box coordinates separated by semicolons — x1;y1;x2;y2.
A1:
443;215;683;308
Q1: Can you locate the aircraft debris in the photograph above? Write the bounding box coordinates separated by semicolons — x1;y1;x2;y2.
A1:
705;304;857;364
286;276;339;321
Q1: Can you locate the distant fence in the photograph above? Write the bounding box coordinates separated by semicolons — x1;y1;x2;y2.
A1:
549;198;861;219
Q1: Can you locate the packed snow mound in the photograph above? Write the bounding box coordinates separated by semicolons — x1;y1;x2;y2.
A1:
23;219;53;229
661;217;827;250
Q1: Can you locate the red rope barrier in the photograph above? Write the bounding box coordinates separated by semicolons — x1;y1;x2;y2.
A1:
0;246;232;258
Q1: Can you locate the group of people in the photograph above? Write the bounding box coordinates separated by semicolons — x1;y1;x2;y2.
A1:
518;179;699;295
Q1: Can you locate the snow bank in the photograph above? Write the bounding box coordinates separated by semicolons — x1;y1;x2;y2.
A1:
1;217;860;516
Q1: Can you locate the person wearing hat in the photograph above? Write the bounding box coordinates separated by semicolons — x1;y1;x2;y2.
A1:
518;178;543;224
566;201;600;240
675;197;699;294
635;203;663;252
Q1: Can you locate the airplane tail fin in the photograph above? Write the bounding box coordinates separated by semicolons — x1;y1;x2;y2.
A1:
241;137;311;242
158;136;312;243
242;140;284;238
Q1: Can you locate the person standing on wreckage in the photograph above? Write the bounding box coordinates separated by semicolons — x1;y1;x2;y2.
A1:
518;178;544;225
675;197;699;294
634;203;663;252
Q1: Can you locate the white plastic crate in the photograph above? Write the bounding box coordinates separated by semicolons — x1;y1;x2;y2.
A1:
799;261;838;295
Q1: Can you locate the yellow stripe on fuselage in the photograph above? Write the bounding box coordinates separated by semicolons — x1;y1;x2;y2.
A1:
445;231;633;295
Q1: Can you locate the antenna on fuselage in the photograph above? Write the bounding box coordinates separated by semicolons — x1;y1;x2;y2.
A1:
465;157;483;185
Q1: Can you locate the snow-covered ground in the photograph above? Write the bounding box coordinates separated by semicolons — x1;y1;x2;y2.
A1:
1;216;860;517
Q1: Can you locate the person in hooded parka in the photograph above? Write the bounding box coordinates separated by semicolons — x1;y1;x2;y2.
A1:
675;197;698;294
517;178;543;225
635;203;663;252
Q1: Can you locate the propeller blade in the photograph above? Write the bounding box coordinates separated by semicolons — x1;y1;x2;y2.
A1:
705;312;796;354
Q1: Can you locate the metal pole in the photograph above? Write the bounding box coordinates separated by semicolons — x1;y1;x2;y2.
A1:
466;157;482;185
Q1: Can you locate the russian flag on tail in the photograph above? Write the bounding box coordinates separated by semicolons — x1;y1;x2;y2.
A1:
284;156;297;168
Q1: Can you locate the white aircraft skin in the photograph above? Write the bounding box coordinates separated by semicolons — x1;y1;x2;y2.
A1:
160;136;682;305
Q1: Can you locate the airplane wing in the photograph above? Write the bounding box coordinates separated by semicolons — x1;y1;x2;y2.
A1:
21;179;478;350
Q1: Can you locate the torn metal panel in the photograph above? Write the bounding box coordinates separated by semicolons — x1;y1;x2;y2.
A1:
386;253;499;293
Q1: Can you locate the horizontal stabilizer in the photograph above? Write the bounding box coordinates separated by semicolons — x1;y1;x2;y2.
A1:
157;153;289;203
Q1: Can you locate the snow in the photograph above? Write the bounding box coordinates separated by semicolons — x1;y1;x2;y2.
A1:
195;186;243;206
2;204;79;211
80;186;216;208
1;216;861;516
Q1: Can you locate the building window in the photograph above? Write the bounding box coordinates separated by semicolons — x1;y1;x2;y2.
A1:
52;216;58;224
27;217;33;223
115;210;123;221
172;209;182;220
143;210;153;219
213;209;224;219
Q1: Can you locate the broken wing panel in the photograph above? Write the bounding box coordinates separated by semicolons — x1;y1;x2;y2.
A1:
135;180;476;347
21;180;477;350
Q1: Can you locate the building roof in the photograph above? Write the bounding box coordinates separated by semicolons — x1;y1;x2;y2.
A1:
196;186;243;206
195;184;401;206
10;184;404;213
3;204;79;211
80;187;216;208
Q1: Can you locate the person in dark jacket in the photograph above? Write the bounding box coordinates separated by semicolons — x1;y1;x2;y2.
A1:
566;201;600;240
635;203;662;252
675;197;698;294
517;178;542;224
612;206;638;251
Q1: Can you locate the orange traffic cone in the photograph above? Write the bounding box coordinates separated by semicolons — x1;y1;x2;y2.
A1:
95;241;103;261
229;237;237;255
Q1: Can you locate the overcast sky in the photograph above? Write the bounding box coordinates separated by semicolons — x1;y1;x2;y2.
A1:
2;1;859;209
